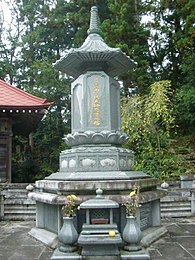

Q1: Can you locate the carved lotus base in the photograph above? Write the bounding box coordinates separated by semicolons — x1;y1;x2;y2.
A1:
64;130;129;146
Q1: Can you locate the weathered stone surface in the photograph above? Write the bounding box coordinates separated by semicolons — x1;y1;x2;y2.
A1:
141;226;168;247
85;257;119;260
29;189;165;205
120;248;150;259
51;248;82;259
29;227;58;249
59;146;134;172
65;131;128;146
28;192;65;204
70;72;122;134
36;177;150;189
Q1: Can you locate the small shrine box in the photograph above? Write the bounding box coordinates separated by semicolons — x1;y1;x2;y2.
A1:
78;189;122;256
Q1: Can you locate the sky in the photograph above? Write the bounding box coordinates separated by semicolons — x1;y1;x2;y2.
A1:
0;1;12;26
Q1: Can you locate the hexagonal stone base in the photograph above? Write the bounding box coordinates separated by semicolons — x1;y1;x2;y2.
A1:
60;146;134;172
46;170;149;181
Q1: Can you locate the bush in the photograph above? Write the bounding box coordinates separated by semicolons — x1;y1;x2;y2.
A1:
121;80;186;180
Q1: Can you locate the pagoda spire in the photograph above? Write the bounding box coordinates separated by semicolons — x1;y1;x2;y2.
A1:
87;6;101;35
54;5;135;78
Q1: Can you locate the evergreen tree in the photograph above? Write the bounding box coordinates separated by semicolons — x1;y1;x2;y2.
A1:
1;0;73;181
142;0;195;131
0;0;194;181
101;0;153;95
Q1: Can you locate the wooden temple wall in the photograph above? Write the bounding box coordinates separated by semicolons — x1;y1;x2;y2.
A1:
0;118;12;183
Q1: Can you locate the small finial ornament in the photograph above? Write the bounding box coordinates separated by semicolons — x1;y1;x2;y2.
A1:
87;6;101;35
96;188;103;199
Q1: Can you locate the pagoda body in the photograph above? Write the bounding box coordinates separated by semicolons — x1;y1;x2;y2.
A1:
29;6;166;258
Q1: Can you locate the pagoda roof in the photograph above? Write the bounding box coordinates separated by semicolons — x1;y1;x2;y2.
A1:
54;6;136;78
0;79;52;109
0;79;53;136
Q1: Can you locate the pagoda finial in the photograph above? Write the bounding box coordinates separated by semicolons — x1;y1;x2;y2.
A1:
87;6;101;35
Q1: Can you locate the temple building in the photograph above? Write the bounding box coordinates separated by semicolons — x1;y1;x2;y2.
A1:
0;79;52;182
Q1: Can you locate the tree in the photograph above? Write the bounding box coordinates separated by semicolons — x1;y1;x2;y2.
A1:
1;0;194;181
101;0;153;95
174;0;195;132
122;80;186;180
0;0;22;84
65;0;110;47
0;0;74;181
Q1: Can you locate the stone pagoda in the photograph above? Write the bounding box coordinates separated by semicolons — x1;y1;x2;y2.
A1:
29;6;166;257
47;6;141;181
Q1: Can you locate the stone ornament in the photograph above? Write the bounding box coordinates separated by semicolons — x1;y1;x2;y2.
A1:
64;130;129;146
69;159;76;168
100;158;116;167
81;158;96;167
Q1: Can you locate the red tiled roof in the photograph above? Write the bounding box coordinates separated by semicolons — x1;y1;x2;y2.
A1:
0;79;53;109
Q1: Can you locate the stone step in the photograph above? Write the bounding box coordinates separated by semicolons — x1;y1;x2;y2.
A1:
161;203;191;207
160;196;191;202
3;188;27;192
3;214;36;221
4;204;35;209
4;199;35;205
3;203;36;221
2;190;28;199
161;212;192;218
161;207;191;212
4;210;36;215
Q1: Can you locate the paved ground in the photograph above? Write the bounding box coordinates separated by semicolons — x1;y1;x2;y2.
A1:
0;217;195;259
0;221;52;260
149;217;195;259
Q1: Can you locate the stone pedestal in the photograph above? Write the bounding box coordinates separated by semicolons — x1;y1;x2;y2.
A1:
180;175;195;197
51;248;82;260
29;177;165;248
120;248;150;260
191;191;195;214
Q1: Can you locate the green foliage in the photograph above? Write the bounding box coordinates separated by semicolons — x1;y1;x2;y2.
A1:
176;85;195;131
0;0;194;182
4;0;72;182
175;51;195;132
143;0;195;91
12;136;39;183
101;0;153;95
12;112;70;182
122;80;186;180
31;110;70;180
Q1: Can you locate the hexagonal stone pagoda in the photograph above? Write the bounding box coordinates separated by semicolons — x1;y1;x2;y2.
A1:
29;6;166;258
46;6;143;180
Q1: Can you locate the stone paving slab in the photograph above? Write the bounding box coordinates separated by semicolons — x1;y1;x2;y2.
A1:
149;217;195;260
0;218;195;259
0;221;52;260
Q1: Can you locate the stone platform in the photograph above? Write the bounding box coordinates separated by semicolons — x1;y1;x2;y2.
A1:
28;175;166;256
